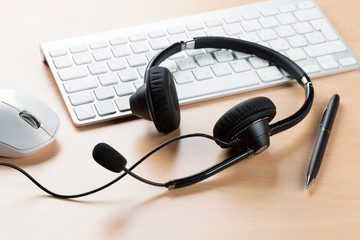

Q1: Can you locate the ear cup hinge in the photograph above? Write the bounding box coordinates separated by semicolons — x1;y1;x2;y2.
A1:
181;39;195;50
300;76;312;88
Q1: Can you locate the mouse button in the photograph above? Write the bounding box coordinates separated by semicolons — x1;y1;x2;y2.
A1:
0;103;51;150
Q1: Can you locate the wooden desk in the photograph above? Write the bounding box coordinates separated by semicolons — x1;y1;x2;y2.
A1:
1;0;359;239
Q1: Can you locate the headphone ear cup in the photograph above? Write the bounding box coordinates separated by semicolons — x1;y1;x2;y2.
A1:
213;97;276;149
146;66;180;133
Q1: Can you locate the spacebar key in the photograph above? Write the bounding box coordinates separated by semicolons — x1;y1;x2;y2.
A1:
176;71;260;101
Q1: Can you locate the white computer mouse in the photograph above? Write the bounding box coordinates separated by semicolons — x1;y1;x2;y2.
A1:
0;86;60;158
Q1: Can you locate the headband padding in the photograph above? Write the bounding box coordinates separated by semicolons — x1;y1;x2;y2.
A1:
147;66;180;133
213;97;276;147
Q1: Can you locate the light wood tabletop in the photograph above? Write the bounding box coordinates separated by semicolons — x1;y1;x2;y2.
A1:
0;0;359;239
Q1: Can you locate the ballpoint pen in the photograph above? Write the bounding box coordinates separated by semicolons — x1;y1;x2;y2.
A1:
306;94;340;189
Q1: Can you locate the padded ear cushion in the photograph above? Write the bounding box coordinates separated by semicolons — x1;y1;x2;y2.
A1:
146;66;180;133
213;97;276;145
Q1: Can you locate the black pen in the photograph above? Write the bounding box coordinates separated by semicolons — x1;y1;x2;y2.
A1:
306;94;340;189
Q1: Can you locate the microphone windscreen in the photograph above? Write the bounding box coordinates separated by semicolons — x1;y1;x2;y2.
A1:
92;143;127;173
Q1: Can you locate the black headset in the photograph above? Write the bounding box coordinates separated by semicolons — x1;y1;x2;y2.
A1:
129;36;314;152
0;36;314;198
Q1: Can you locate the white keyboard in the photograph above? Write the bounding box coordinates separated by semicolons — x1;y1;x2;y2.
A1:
40;0;359;126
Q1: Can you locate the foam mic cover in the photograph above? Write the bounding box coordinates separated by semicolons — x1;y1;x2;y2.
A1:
92;143;127;173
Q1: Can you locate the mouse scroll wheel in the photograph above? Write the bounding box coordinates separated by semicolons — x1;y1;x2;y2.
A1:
19;111;41;129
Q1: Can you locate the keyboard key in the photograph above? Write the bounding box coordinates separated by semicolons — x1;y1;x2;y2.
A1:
304;40;347;57
94;87;114;100
205;19;223;27
109;37;128;46
168;33;187;44
187;49;205;57
92;49;112;61
294;9;321;21
275;26;295;38
168;26;185;35
74;105;96;121
94;100;116;116
115;96;131;112
311;19;328;30
205;27;225;36
257;66;283;82
63;76;99;93
98;72;119;86
88;62;108;75
320;26;338;41
242;11;260;20
73;52;92;65
285;48;307;61
230;59;251;72
89;41;108;49
234;51;252;59
126;55;147;67
129;33;147;42
194;53;216;66
70;44;88;53
259;16;279;29
111;45;131;57
130;41;150;54
249;57;270;68
278;4;297;13
317;55;339;70
260;8;279;17
305;32;325;45
269;39;290;51
176;57;197;70
222;23;243;35
339;57;357;67
148;29;167;38
277;13;296;25
173;70;195;84
241;20;261;32
257;29;277;41
107;58;127;71
118;69;138;82
186;49;205;57
186;22;205;31
296;2;314;9
239;32;260;43
68;91;94;106
192;67;213;80
58;66;88;80
53;56;72;69
287;35;307;48
300;64;321;74
211;63;232;77
114;83;136;96
293;22;313;34
214;50;234;62
49;48;68;57
149;37;169;50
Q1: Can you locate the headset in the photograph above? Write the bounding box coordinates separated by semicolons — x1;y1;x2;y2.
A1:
0;36;314;198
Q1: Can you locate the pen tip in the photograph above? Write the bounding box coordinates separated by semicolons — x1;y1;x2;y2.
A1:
306;177;314;189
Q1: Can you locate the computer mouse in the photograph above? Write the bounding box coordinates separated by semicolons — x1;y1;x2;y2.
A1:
0;86;60;158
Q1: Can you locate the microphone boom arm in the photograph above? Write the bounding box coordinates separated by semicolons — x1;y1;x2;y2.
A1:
165;148;254;189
